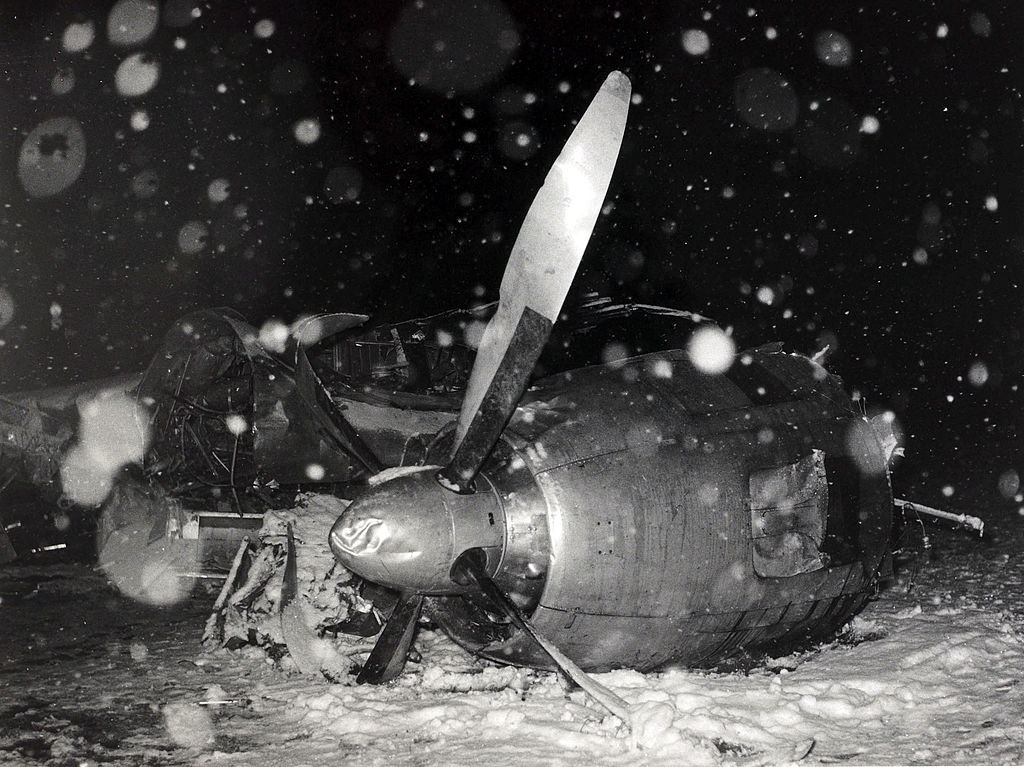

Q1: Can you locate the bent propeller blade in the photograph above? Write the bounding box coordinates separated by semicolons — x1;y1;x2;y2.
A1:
451;549;631;726
442;70;631;491
355;591;424;684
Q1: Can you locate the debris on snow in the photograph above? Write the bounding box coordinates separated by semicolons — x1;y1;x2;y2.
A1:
896;498;985;536
204;493;378;680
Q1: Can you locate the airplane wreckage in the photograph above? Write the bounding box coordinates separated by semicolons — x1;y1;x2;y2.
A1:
1;72;983;719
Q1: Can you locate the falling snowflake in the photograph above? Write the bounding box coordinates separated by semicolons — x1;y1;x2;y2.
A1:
686;326;735;375
681;29;710;56
814;29;854;67
107;0;159;47
293;118;322;145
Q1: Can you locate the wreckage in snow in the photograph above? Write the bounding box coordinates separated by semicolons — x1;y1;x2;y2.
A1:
316;73;901;705
3;73;980;717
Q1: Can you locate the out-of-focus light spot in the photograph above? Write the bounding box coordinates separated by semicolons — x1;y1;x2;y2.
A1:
463;320;487;349
61;392;149;507
130;110;150;131
936;23;949;38
225;414;248;436
207;178;230;203
258;319;290;354
859;115;880;134
765;26;778;40
687;326;735;375
984;195;998;212
323;166;362;203
755;285;776;305
131;169;159;198
721;186;735;199
79;393;149;473
912;247;929;265
388;0;518;94
462;130;477;143
941;485;955;497
18;116;87;198
681;29;710;56
51;68;76;96
997;470;1020;499
967;361;989;387
107;0;159;46
558;81;570;93
696;483;720;505
49;302;63;330
0;287;14;329
602;341;631;368
650;358;673;379
969;12;991;37
797;233;818;257
733;68;798;131
293;118;321;144
814;29;854;67
498;122;539;161
253;18;276;38
290;315;330;347
63;21;96;52
305;463;326;481
99;515;193;605
843;420;887;475
163;703;215;749
61;446;114;506
173;37;186;50
129;641;149;661
115;53;161;97
177;221;208;254
436;329;454;347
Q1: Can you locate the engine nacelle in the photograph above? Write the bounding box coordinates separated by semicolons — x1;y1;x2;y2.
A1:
426;346;892;671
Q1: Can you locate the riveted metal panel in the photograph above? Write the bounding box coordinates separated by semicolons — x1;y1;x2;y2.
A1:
452;347;892;672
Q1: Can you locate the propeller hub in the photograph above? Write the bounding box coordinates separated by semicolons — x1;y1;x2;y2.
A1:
329;467;506;594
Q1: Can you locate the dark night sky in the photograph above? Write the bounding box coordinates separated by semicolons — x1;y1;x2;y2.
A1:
0;0;1021;459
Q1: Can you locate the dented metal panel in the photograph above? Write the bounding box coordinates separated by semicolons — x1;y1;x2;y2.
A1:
457;345;893;672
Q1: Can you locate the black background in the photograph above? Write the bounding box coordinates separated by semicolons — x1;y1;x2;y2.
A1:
1;0;1021;464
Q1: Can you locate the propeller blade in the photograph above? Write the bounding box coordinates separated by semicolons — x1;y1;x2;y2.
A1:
451;549;631;725
355;591;425;684
440;71;631;492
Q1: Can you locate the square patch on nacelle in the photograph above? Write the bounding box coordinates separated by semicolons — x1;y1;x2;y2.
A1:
750;450;828;577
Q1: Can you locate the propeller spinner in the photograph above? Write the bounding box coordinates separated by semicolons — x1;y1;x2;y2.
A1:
329;71;631;687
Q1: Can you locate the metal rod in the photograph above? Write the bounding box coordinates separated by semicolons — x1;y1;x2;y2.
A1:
895;498;984;536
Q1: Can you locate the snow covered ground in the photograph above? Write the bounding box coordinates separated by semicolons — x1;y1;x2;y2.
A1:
2;449;1022;766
